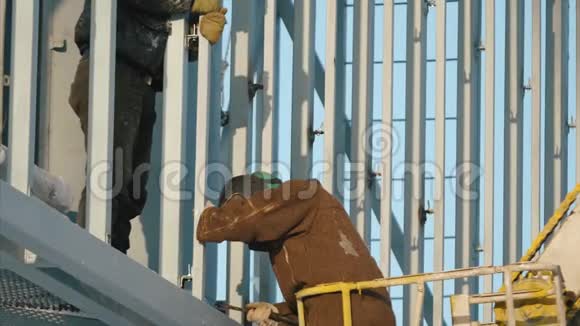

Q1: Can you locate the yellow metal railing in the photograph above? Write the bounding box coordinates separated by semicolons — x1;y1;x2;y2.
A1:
294;263;566;326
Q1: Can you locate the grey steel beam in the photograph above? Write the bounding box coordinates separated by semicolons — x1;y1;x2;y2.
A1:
0;180;238;326
433;0;446;324
0;0;5;139
323;0;346;200
85;0;116;242
403;0;427;324
192;17;214;299
7;0;38;197
544;0;569;224
483;0;495;321
160;16;189;286
226;0;254;320
290;0;315;179
6;0;40;263
351;0;374;242
253;0;279;302
531;0;541;240
455;0;473;285
204;20;224;302
503;0;524;264
380;0;394;278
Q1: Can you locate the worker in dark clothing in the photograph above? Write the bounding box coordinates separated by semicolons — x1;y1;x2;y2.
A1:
197;173;397;326
69;0;226;253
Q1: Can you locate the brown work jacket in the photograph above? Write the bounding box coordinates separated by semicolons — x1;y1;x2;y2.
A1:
197;180;396;326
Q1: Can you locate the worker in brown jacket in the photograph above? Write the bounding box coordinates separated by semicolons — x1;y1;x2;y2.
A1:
197;173;396;326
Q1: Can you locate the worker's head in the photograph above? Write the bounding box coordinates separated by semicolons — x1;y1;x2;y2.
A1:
218;172;282;207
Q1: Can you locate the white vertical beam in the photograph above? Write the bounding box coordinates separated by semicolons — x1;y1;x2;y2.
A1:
531;0;541;240
6;0;39;261
253;0;279;302
483;0;495;321
324;0;346;199
351;0;374;242
160;16;188;284
7;0;39;194
503;0;524;264
0;0;6;138
433;0;446;324
85;0;116;242
403;0;426;324
380;0;394;278
456;0;477;291
192;18;213;299
228;0;253;321
290;0;315;179
544;0;568;224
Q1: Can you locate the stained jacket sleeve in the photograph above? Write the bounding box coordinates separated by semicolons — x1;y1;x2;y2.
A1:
196;180;321;244
121;0;193;16
273;302;299;326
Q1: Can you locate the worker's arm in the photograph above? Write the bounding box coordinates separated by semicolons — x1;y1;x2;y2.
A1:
121;0;193;16
273;302;299;323
197;180;320;244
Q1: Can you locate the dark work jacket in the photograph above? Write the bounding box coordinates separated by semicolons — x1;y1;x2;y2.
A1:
197;180;397;326
74;0;193;80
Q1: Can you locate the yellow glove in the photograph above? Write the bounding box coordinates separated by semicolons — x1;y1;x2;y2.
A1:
192;0;221;14
199;8;227;45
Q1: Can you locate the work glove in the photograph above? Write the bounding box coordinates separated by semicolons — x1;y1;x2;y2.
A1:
199;8;227;45
192;0;221;14
246;302;279;326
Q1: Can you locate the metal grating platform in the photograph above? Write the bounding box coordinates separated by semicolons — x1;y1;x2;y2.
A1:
0;269;79;313
0;269;105;325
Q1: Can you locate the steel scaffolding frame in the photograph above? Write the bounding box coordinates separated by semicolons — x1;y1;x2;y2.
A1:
1;0;578;325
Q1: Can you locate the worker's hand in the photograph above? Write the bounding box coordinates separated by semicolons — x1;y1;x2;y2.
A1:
246;302;279;326
192;0;221;14
199;8;227;45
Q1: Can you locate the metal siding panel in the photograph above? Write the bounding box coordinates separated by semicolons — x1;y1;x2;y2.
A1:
160;17;189;285
290;0;315;179
433;0;446;324
254;0;280;302
351;0;374;242
483;0;496;321
531;0;542;240
0;0;6;140
380;0;394;278
192;19;213;299
227;0;254;320
403;0;427;324
503;0;524;264
85;0;116;242
544;0;568;224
